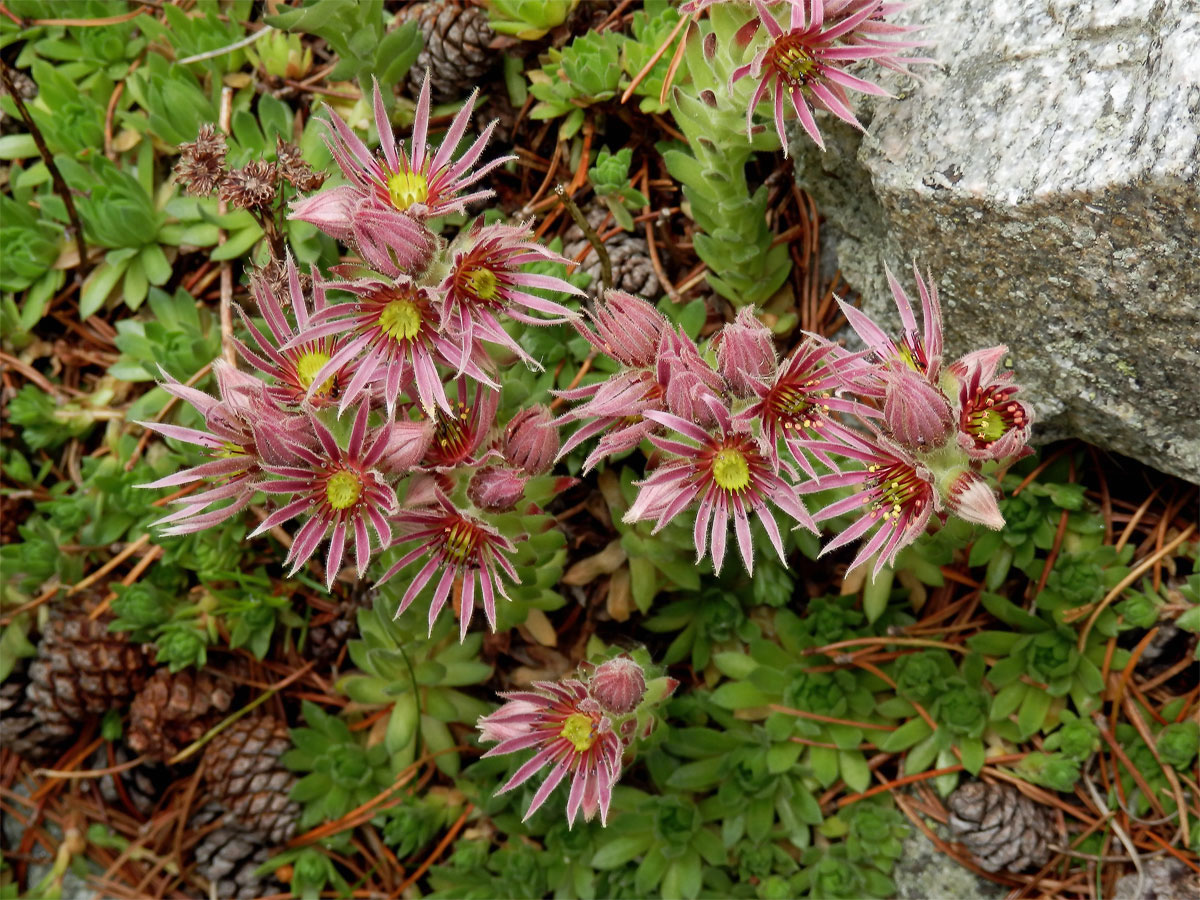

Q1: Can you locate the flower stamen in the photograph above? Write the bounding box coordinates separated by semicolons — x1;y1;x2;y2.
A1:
559;712;597;752
326;469;362;510
386;170;428;211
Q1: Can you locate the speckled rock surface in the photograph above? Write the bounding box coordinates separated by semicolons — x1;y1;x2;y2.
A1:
793;0;1200;483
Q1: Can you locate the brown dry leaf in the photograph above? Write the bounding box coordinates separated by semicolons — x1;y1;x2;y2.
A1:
519;608;558;647
840;564;869;596
563;539;627;586
607;565;633;622
897;569;927;612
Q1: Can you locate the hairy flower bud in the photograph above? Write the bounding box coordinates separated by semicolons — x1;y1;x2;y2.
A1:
503;404;559;475
943;469;1005;530
379;420;433;475
588;657;647;715
467;466;528;512
882;365;954;450
716;308;776;397
577;289;669;369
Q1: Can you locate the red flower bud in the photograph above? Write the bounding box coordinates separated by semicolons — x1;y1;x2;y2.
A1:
716;308;776;397
467;466;528;512
503;404;559;475
588;657;647;715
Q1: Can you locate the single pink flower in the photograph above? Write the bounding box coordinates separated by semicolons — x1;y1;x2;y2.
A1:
731;0;903;153
421;377;501;469
138;362;313;535
573;289;669;369
838;262;943;380
441;221;583;373
588;657;647;716
800;428;936;577
235;257;350;409
733;335;877;477
380;492;520;639
478;678;623;827
625;402;817;576
289;74;512;266
285;273;492;417
943;469;1005;530
250;403;396;589
948;346;1034;461
881;364;953;451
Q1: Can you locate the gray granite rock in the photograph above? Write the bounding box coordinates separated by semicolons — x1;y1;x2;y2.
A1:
892;820;1006;900
793;0;1200;483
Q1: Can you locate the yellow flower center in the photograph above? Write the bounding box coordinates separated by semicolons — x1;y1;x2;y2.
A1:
970;408;1007;441
712;447;751;493
378;298;422;342
295;349;333;395
773;37;818;85
466;267;500;301
560;712;596;753
216;441;247;459
325;469;362;510
442;519;478;563
386;170;428;211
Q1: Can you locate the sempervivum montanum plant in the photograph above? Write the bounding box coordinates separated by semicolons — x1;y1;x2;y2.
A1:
556;265;1033;581
141;75;579;623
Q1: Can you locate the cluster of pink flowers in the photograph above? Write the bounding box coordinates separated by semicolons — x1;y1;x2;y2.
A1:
559;266;1032;579
142;75;579;635
477;656;676;826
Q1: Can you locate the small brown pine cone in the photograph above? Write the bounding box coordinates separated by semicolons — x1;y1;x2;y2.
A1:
401;0;496;102
126;668;234;762
0;663;68;763
563;205;660;299
203;715;300;845
26;612;152;736
187;803;286;899
189;804;287;900
947;781;1055;873
92;744;171;818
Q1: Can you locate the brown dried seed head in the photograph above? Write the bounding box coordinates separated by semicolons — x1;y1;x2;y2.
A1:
220;159;278;211
176;123;228;195
275;137;326;193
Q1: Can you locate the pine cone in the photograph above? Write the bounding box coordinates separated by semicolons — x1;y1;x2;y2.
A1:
189;803;287;900
126;668;234;762
947;781;1055;873
26;612;151;736
203;715;300;845
563;206;660;299
1113;857;1200;900
0;663;67;762
401;0;496;102
92;744;171;818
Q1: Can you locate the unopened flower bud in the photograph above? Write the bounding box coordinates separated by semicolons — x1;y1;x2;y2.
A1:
943;469;1005;530
883;366;953;451
504;405;559;474
579;290;669;369
716;308;776;397
588;657;647;715
467;466;528;512
658;328;724;426
379;420;433;475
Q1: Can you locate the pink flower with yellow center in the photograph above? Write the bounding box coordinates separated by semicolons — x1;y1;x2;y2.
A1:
420;377;500;470
290;74;512;267
948;346;1034;461
285;275;493;418
250;403;396;590
235;257;348;409
625;402;816;575
732;0;914;153
477;678;623;827
734;335;880;476
441;221;583;373
380;492;519;639
138;362;314;535
838;263;944;380
800;428;936;577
